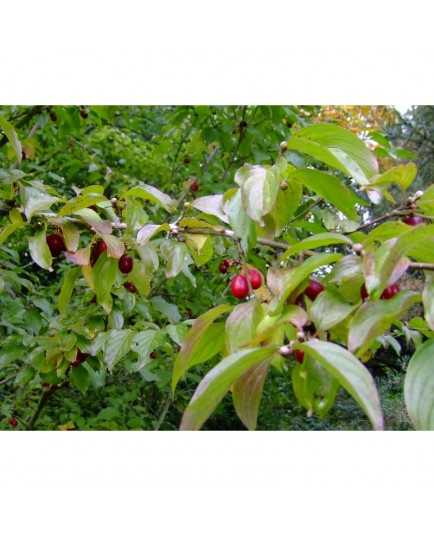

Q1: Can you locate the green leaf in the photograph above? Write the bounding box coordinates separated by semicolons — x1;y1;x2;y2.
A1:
185;233;213;266
292;357;340;419
129;262;150;298
267;252;342;315
348;291;421;355
367;224;434;299
294;339;384;430
290;169;366;220
287;123;378;185
180;346;277;431
258;180;303;239
160;241;187;278
0;113;22;163
232;357;273;430
74;208;113;234
124;184;176;212
280;232;353;261
131;329;165;371
404;339;434;430
223;189;256;253
234;164;281;225
0;222;25;246
20;185;61;220
191;195;229;223
136;223;169;245
70;364;91;395
172;304;233;392
28;227;52;271
58;267;80;314
150;296;181;323
422;274;434;331
225;299;265;354
103;329;135;371
363;163;417;192
57;194;108;216
310;289;359;332
93;255;118;313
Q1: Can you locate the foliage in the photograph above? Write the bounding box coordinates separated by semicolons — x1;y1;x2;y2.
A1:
0;105;433;431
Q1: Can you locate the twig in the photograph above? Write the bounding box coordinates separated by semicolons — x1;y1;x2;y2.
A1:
25;389;52;430
154;392;172;431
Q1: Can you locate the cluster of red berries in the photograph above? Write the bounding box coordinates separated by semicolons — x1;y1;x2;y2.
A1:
360;282;400;301
231;269;263;299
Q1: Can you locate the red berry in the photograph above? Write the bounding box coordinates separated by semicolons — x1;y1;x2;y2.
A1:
218;262;228;274
77;350;89;363
150;351;157;360
403;215;424;227
124;281;137;293
360;283;369;301
97;240;107;256
191;183;199;192
90;295;97;304
231;275;249;299
21;151;27;161
119;254;134;274
294;350;305;364
49;112;57;122
183;157;191;165
223;259;231;267
46;234;66;257
248;269;262;290
41;381;50;388
295;295;304;307
305;279;325;301
381;283;400;300
71;359;81;367
80;109;88;119
9;418;18;427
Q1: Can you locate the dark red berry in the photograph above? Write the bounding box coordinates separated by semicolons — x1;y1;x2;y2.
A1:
403;215;424;227
231;275;249;299
381;283;400;300
295;295;304;307
21;151;27;161
294;350;305;364
150;351;157;360
119;254;134;274
71;359;81;367
360;283;369;301
46;234;66;257
218;262;228;274
9;418;19;427
90;296;97;304
248;269;262;290
191;183;199;192
77;350;89;363
80;109;88;119
41;381;50;388
183;157;191;165
49;112;57;122
223;259;231;267
124;281;137;293
97;240;107;256
305;279;325;301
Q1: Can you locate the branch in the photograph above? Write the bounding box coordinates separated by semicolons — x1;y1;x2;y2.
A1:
0;106;46;149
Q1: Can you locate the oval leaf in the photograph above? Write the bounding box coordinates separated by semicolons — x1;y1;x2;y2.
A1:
404;339;434;430
172;304;233;392
294;339;384;430
180;346;277;431
58;267;80;314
